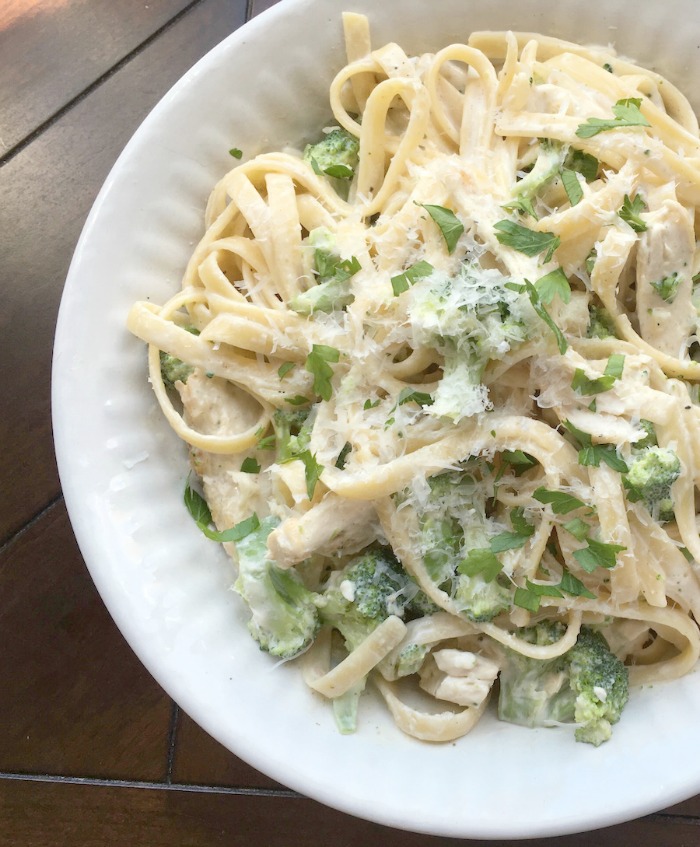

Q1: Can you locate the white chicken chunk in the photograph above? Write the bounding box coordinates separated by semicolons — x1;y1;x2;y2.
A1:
266;494;379;567
635;199;696;358
418;648;500;708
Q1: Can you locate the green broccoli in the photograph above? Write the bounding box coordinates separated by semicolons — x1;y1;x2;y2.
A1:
160;352;194;389
159;327;200;388
409;264;529;421
624;445;681;522
506;139;566;217
414;470;513;622
233;516;320;659
288;228;360;315
303;127;360;180
316;545;432;652
498;622;629;746
568;627;630;745
586;304;618;339
270;407;314;463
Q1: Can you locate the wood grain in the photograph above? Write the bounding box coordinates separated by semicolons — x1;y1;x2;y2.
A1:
171;711;283;791
0;779;698;847
0;0;246;543
0;502;172;779
0;0;199;154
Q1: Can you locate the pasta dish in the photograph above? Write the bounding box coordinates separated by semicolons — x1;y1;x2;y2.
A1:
127;13;700;745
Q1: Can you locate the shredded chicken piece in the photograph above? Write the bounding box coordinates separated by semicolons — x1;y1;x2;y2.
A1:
418;648;500;707
266;494;378;567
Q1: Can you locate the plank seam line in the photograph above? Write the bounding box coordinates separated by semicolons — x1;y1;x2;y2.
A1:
0;0;208;169
0;771;298;798
0;494;63;553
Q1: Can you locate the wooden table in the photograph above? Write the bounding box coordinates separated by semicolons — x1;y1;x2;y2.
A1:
2;1;700;843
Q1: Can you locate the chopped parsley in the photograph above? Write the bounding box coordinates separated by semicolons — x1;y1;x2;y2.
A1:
618;193;648;232
390;260;434;296
494;220;560;262
575;98;650;138
533;487;590;514
184;480;260;542
418;204;464;253
305;344;340;401
571;354;625;395
650;272;681;303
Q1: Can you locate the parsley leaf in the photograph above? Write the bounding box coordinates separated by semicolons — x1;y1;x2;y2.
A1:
650;272;681;303
571;353;625;395
335;442;351;470
240;457;261;474
563;419;628;472
297;449;323;499
500;449;538;475
578;445;629;473
534;267;571;305
390;260;434;296
565;149;599;181
228;147;243;159
573;538;626;572
575;97;651;138
419;204;464;253
458;548;503;581
558;569;596;598
305;344;340;402
184;480;260;542
533;487;589;514
507;280;568;353
397;387;434;408
618;193;648;232
562;517;590;541
315;251;361;282
514;579;565;612
502;196;538;219
277;361;295;379
494;220;560;262
561;168;583;206
489;508;535;552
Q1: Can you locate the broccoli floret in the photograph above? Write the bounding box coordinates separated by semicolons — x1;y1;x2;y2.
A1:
625;445;681;522
409;264;529;421
271;407;314;463
233;516;320;659
568;627;629;746
288;229;359;315
160;352;194;389
586;304;618;339
453;574;512;623
497;621;576;728
414;470;513;622
303;128;359;180
506;140;566;216
316;545;431;651
498;624;629;746
159;327;200;388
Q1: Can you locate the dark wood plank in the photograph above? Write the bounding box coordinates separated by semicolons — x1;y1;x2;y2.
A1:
0;501;172;779
0;0;247;543
170;711;283;790
249;0;283;17
0;0;198;153
0;779;698;847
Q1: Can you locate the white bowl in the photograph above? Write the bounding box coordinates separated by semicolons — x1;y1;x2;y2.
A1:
53;0;700;837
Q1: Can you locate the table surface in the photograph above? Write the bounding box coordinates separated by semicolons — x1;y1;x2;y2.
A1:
3;1;700;843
